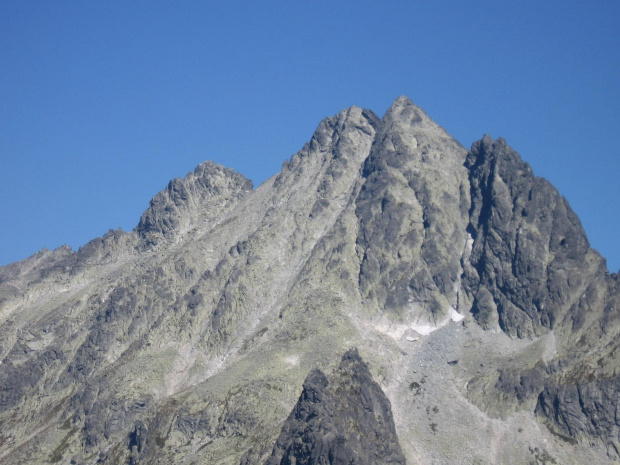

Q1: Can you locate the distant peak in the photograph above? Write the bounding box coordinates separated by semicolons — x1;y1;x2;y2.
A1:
392;94;416;107
387;95;424;113
383;95;432;126
336;105;380;127
135;160;253;246
471;134;511;157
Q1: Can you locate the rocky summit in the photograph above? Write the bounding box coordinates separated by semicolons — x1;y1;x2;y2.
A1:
0;96;618;464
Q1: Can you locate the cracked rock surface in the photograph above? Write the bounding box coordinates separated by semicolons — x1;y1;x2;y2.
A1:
0;97;618;464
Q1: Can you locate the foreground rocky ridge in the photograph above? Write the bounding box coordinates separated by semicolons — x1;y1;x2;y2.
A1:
256;349;406;465
0;96;617;464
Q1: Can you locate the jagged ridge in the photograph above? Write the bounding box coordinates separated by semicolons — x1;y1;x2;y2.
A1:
0;96;617;464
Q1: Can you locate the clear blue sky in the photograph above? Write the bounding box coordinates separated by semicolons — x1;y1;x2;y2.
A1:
1;1;619;271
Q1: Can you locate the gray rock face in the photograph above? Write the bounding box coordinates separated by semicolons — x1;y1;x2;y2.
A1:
355;97;468;326
136;161;253;246
464;135;593;337
260;349;406;465
537;378;620;450
462;135;620;454
0;96;617;464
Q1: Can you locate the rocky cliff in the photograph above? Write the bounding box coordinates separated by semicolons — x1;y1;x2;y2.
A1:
256;348;406;465
0;96;617;464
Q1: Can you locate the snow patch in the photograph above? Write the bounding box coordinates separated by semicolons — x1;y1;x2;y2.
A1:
368;305;464;340
412;322;438;336
449;306;464;322
371;318;439;338
284;355;300;367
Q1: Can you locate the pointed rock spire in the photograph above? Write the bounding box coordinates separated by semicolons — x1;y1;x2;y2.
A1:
261;348;406;465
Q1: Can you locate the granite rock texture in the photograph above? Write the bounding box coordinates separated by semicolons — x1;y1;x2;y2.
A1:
0;97;618;464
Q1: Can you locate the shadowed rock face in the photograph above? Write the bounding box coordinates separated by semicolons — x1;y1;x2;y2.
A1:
260;349;406;465
461;136;620;453
0;96;618;464
536;378;620;443
355;97;468;327
464;135;592;337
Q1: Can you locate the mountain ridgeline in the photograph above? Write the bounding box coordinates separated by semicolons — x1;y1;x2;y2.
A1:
0;97;618;464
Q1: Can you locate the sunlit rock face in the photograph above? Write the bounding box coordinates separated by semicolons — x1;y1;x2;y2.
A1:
0;96;617;464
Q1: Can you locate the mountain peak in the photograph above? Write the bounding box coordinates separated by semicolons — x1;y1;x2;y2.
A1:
135;161;252;246
389;94;417;110
0;98;617;465
384;95;427;122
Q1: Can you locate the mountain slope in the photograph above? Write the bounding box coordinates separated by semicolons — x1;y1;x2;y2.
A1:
0;97;617;464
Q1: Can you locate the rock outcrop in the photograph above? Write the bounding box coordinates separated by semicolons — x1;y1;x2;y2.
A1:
136;161;253;246
464;135;596;338
260;349;406;465
355;97;469;329
460;135;620;455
